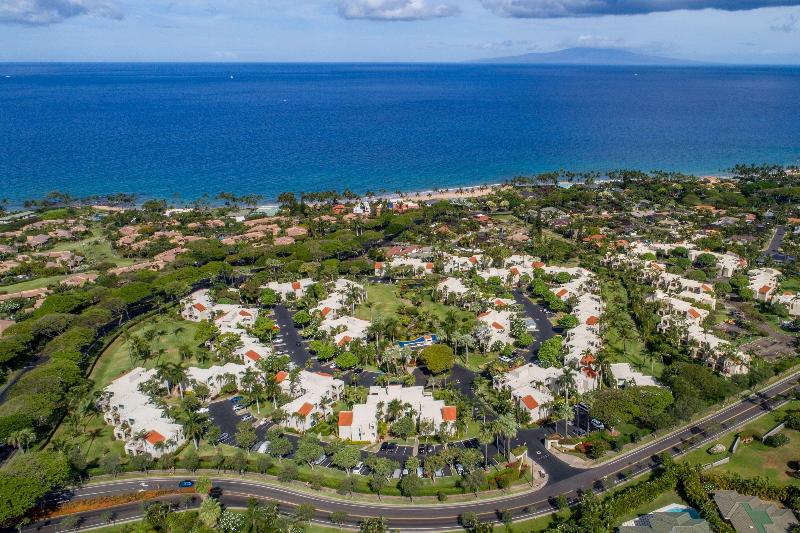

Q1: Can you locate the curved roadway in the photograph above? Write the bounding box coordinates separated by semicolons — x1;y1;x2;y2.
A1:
30;372;799;532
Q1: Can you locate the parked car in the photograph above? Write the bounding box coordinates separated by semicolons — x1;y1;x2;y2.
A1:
313;453;327;465
241;414;254;422
198;407;209;414
178;480;194;488
230;396;243;404
216;432;229;443
590;418;605;430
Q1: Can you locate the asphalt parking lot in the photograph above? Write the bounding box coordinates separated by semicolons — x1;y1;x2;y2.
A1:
207;400;271;446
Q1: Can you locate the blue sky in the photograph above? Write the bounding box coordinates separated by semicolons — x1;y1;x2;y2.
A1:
1;0;799;63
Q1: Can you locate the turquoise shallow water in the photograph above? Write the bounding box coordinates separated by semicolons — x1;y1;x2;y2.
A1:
1;63;799;204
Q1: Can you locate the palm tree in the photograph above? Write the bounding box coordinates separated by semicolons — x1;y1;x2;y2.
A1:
7;428;35;453
495;414;518;460
180;411;208;449
478;424;494;467
241;368;263;414
557;364;577;436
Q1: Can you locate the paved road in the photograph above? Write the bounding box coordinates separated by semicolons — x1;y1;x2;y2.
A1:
32;372;799;532
512;289;558;363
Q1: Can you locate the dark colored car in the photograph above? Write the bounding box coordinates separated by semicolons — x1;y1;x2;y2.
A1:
178;480;194;488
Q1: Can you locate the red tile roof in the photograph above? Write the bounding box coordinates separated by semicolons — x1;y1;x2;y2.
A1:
521;395;538;410
296;402;313;417
426;262;434;269
580;354;595;365
239;310;252;317
275;370;288;383
687;308;701;319
321;306;332;317
316;371;333;377
337;335;352;347
532;261;545;268
586;315;599;326
291;281;301;290
555;288;568;298
145;430;166;445
510;267;520;276
759;285;771;294
192;303;206;312
582;367;598;379
245;350;261;362
441;406;457;421
702;284;713;293
338;411;353;426
469;256;478;264
491;321;505;330
374;262;383;269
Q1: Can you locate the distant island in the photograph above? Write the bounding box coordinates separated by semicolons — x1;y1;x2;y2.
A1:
474;46;704;66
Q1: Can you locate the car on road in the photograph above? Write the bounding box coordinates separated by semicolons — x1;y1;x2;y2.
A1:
178;480;194;488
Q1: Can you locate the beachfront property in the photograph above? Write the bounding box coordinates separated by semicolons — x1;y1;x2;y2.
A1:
276;370;344;432
337;385;456;443
99;367;185;457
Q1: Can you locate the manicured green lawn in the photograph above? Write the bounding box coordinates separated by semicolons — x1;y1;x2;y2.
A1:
0;274;68;292
781;276;800;293
616;489;689;525
356;283;402;320
52;226;137;267
89;314;202;391
682;400;800;485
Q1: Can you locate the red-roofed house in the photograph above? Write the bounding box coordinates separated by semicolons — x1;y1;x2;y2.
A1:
441;405;457;422
532;261;545;269
275;370;288;383
585;315;599;327
555;288;569;300
244;350;262;363
338;411;353;427
145;430;166;445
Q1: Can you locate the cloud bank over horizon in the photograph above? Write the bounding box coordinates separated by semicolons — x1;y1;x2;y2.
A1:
337;0;459;20
0;0;122;25
480;0;800;18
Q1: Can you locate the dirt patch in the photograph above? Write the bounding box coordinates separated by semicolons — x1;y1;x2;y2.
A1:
741;337;795;361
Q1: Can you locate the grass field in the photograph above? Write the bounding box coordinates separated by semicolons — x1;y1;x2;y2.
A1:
52;226;138;267
0;274;68;292
356;283;476;331
89;313;202;391
682;400;800;485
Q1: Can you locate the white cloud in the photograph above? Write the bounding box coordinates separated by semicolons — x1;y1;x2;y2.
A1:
0;0;122;25
770;13;798;30
480;0;800;18
338;0;458;20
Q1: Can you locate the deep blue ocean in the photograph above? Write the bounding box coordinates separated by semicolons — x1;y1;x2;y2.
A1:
1;63;799;204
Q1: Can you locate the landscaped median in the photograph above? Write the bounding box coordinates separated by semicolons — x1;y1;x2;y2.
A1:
74;462;541;510
38;487;196;520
